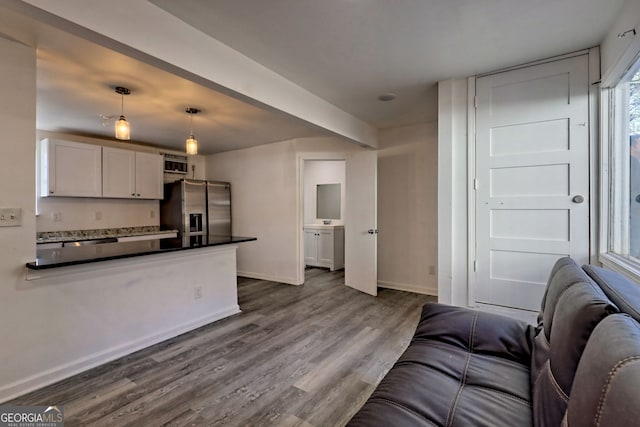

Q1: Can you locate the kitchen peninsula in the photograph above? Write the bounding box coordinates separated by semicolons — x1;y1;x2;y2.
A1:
17;230;256;402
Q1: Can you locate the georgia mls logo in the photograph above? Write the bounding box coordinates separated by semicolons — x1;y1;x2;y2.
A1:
0;405;64;427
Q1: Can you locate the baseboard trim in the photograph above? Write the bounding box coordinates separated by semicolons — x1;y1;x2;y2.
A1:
0;305;240;404
237;271;300;286
378;280;438;296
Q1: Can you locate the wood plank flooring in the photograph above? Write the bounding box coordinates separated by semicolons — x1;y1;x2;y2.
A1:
10;268;436;426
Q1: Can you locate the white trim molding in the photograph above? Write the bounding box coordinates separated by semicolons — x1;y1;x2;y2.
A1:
378;280;437;297
0;306;239;403
237;271;301;286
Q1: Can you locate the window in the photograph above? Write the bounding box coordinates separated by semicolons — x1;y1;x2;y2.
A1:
603;54;640;274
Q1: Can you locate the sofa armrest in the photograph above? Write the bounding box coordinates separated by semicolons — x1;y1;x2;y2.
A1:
565;314;640;426
413;303;535;365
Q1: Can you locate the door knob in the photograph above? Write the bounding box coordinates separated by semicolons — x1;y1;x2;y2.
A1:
367;229;379;234
572;195;584;204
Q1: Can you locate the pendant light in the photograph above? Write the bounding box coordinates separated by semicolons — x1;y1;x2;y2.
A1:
115;86;131;140
185;107;200;155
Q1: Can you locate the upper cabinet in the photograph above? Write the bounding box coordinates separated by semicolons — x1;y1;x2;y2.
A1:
134;152;164;199
40;139;164;200
103;147;163;199
39;138;102;197
102;146;135;198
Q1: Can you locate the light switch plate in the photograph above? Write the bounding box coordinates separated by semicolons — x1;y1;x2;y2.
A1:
0;208;22;227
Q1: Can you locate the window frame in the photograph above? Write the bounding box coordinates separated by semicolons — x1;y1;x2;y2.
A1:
599;42;640;281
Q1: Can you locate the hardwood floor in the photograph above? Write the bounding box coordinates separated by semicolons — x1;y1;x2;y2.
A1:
10;268;436;426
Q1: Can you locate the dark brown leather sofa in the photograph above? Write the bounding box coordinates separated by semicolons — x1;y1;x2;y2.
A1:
348;257;640;426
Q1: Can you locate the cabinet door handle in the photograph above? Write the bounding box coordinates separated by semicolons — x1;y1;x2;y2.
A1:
131;193;135;196
50;191;54;194
137;194;140;197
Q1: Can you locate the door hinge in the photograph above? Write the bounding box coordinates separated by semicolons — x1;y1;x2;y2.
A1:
473;178;479;190
473;260;478;272
474;96;478;109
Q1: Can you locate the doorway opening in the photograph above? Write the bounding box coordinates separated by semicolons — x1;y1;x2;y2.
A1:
301;159;346;276
297;151;378;295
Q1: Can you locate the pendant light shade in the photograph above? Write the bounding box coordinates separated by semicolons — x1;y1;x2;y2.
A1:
115;115;130;140
115;87;131;140
185;107;200;155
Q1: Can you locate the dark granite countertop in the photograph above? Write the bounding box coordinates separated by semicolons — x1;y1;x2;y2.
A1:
27;235;257;270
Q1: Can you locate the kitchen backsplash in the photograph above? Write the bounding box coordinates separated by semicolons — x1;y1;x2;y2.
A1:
37;197;159;232
36;226;173;243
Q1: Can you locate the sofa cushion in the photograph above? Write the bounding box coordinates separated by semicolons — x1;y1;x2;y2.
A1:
413;303;534;364
539;257;592;339
563;314;640;426
530;257;596;392
532;280;618;427
347;303;534;427
583;264;640;322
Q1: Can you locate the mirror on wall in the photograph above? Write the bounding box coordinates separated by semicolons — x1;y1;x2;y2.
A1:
317;183;341;220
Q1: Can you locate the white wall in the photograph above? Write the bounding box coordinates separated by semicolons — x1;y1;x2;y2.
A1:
377;123;438;296
206;131;440;295
205;136;360;285
35;131;206;232
0;36;37;399
303;160;345;225
206;139;299;284
601;0;640;81
437;78;470;306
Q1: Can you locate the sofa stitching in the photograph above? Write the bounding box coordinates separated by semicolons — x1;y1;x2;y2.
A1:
464;383;533;407
444;311;478;427
365;397;439;426
545;360;569;402
532;357;547;389
594;355;640;426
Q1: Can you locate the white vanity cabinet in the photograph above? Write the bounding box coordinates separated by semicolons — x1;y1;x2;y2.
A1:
102;147;163;199
304;225;344;271
39;138;102;197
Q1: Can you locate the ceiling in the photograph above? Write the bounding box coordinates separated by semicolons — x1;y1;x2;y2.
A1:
0;0;628;154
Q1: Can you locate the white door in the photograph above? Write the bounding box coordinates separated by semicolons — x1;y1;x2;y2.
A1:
317;229;334;266
304;228;318;265
345;150;378;296
475;55;590;311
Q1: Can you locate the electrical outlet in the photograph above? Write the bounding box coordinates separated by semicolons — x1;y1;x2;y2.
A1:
194;286;202;300
428;265;436;276
52;212;62;222
95;211;102;220
150;210;155;219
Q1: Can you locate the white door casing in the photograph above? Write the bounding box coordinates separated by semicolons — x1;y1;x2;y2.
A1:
345;150;378;296
474;55;590;311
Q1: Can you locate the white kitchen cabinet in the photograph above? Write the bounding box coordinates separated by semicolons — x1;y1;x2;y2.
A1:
102;147;163;199
303;225;344;271
134;151;164;199
39;138;102;197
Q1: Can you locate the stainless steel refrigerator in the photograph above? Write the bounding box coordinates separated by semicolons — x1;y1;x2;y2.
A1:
160;179;232;247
